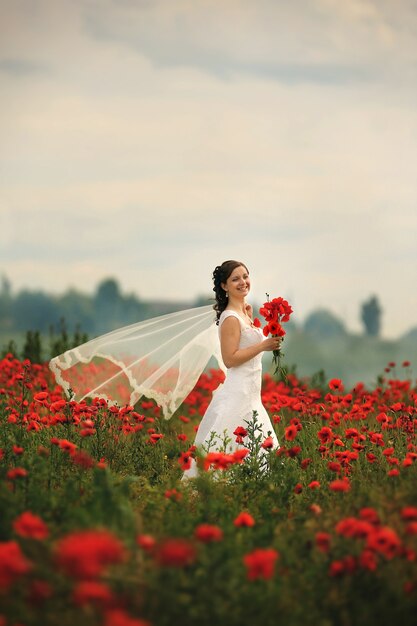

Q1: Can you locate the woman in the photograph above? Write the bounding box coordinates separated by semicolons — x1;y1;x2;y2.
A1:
182;260;281;480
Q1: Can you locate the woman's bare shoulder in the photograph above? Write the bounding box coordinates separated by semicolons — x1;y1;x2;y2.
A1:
219;310;242;329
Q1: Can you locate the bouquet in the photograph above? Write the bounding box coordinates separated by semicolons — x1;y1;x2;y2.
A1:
259;294;293;380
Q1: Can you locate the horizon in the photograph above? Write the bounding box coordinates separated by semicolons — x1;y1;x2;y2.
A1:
1;270;413;342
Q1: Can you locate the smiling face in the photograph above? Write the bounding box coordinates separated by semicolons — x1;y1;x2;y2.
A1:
221;264;250;299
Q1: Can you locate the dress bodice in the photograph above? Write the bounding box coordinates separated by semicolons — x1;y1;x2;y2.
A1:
218;310;264;382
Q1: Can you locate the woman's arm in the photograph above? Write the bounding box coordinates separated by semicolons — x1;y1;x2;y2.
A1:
220;317;281;368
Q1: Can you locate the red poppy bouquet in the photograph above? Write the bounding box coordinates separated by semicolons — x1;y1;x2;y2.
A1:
259;294;293;379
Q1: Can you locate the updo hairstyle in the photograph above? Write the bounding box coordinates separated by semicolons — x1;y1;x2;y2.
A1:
212;260;249;324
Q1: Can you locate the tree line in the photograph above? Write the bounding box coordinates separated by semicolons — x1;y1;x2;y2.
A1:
0;272;394;365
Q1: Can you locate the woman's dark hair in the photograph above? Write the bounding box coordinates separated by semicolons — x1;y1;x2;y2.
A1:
212;260;249;324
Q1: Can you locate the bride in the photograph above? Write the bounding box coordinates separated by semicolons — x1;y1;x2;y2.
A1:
49;259;281;479
182;260;281;479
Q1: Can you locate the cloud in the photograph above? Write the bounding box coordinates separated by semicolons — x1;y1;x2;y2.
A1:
0;58;47;76
82;0;417;84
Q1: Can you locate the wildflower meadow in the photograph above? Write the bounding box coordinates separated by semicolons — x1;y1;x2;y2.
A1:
0;353;417;626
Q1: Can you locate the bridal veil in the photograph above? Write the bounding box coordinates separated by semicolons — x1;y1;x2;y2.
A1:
49;305;226;419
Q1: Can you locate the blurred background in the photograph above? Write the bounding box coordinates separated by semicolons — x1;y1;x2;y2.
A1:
1;0;416;388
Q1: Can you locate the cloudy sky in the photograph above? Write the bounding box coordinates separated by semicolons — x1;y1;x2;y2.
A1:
1;0;416;339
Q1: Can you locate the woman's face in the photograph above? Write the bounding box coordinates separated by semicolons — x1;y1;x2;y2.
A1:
222;265;250;299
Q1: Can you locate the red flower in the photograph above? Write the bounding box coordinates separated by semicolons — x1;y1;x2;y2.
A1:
164;488;182;501
308;481;321;490
178;452;192;471
366;527;401;559
329;379;344;392
136;534;156;552
58;439;77;455
194;524;223;543
261;436;274;449
54;529;126;579
233;426;248;444
233;448;250;463
268;321;285;336
104;609;150;626
72;580;114;607
253;317;261;328
0;540;32;590
72;450;95;469
318;427;333;444
405;522;417;535
6;467;28;480
243;548;279;580
155;538;196;567
149;433;164;444
359;549;378;571
285;424;298;441
329;478;351;492
13;511;49;540
315;532;331;553
401;506;417;521
234;512;255;527
327;461;342;474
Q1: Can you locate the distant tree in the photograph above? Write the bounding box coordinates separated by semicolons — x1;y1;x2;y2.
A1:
0;274;12;330
59;288;95;334
12;290;60;332
304;309;347;339
94;278;124;333
361;295;382;337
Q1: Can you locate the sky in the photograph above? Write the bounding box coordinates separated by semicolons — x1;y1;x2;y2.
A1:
1;0;416;339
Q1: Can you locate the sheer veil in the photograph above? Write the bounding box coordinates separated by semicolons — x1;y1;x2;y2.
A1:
49;305;226;419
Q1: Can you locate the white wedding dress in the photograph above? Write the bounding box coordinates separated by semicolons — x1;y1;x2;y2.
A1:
181;310;280;480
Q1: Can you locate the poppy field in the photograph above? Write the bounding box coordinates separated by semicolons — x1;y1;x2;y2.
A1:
1;354;417;626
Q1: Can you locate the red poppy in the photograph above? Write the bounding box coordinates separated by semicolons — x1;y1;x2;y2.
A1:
6;467;28;480
0;540;32;590
233;426;248;444
54;529;126;579
315;532;331;553
104;609;150;626
233;448;250;463
243;548;279;580
194;524;223;543
234;512;255;527
327;461;342;474
310;503;322;515
329;379;344;391
318;427;333;444
72;580;114;607
178;452;192;471
136;534;156;552
261;436;274;449
285;424;298;441
405;522;417;535
329;478;351;492
13;511;49;540
401;506;417;521
358;549;378;571
154;538;196;567
366;526;401;559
